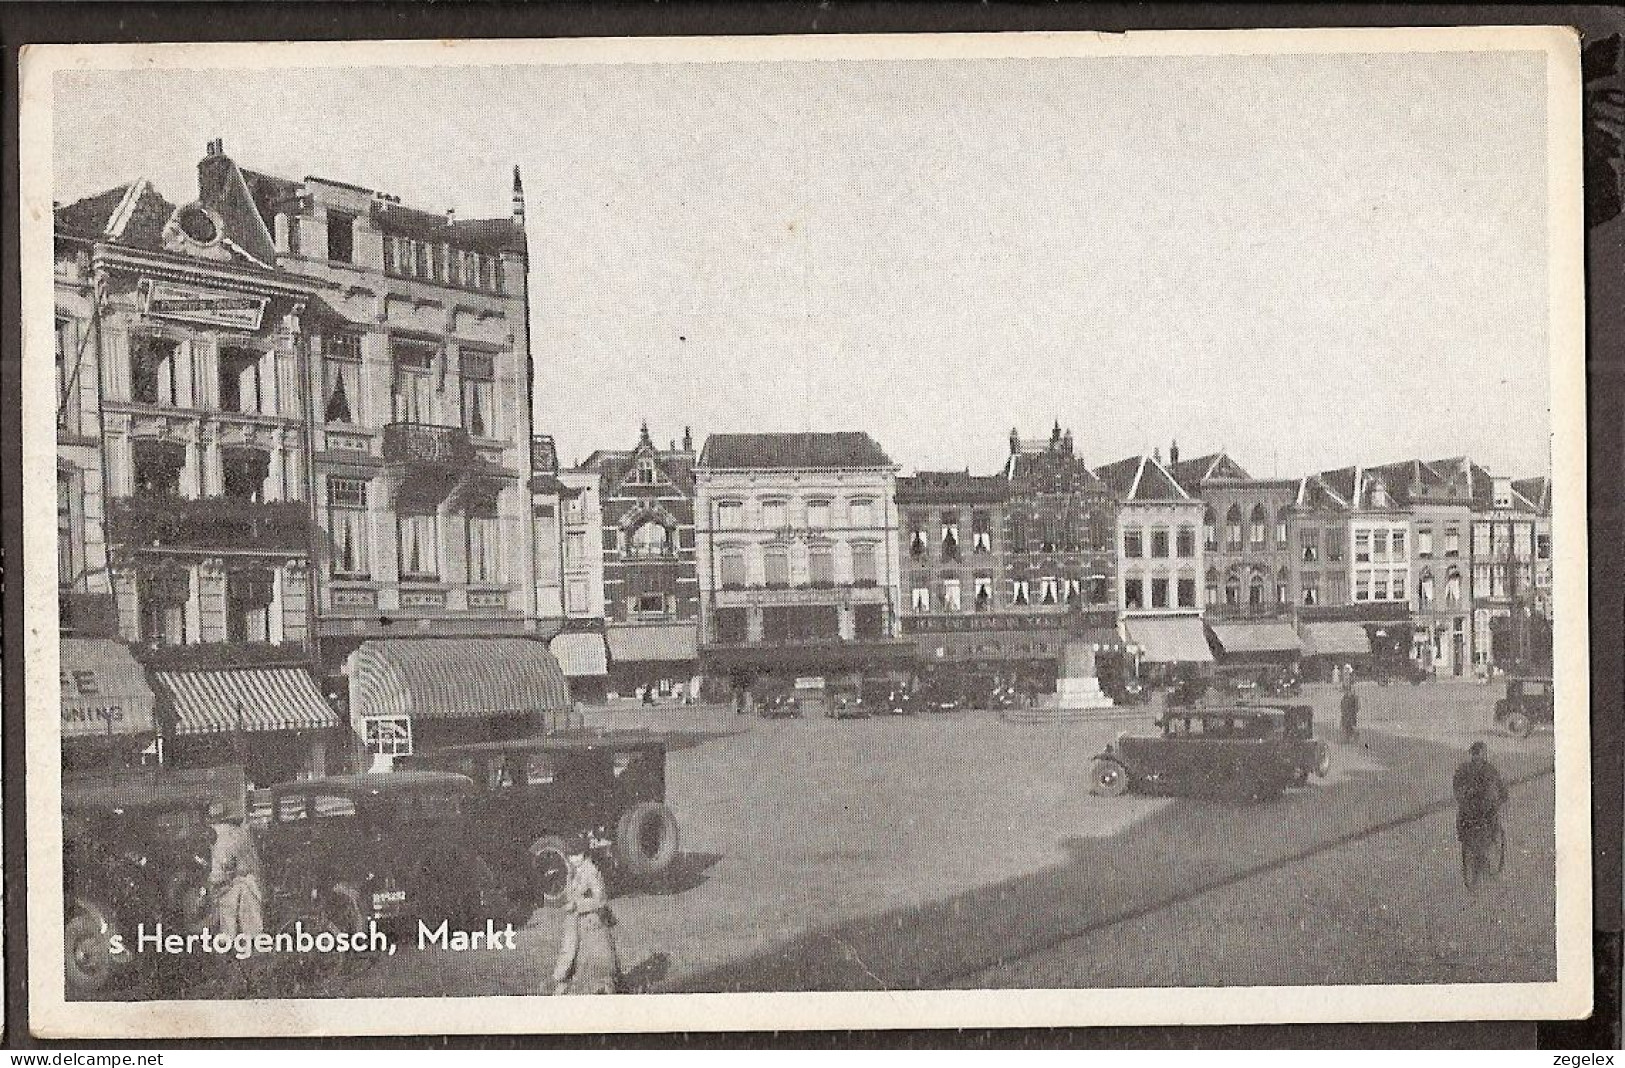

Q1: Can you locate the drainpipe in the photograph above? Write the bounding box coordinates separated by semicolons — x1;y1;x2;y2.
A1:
294;303;327;691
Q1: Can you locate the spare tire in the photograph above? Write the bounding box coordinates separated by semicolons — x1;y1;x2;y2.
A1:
528;835;571;907
615;802;680;879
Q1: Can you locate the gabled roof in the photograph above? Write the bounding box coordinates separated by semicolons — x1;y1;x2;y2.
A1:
1317;466;1358;506
896;471;1009;505
1466;462;1540;512
579;433;697;496
1006;450;1106;494
1094;455;1191;503
197;152;278;266
1296;472;1351;511
55;180;177;250
698;432;892;471
1512;476;1551;513
1167;451;1253;494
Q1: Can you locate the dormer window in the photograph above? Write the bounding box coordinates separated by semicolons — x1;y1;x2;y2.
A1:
327;210;356;264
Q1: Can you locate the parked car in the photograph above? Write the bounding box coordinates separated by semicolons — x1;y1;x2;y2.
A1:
861;676;916;715
1493;675;1554;738
1165;674;1209;708
62;785;219;998
1087;704;1330;801
1104;675;1150;706
825;681;871;719
402;731;680;908
753;680;803;719
913;674;967;714
1376;660;1430;686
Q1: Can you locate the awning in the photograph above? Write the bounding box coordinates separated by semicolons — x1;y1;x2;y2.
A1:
607;624;698;664
350;637;573;721
1124;617;1214;664
60;639;157;739
155;667;340;735
550;632;609;677
1299;622;1373;659
1208;622;1303;656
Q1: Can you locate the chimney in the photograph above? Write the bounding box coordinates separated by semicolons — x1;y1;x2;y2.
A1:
683;426;693;453
206;138;224;157
1153;446;1162;465
512;165;525;224
445;207;456;225
1061;429;1074;458
1009;428;1020;455
1051;419;1062;448
1169;440;1180;466
639;419;652;448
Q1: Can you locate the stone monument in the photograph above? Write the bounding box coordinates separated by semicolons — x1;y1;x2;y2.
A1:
1053;638;1115;711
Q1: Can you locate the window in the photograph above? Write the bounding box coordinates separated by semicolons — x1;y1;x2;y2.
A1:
1177;576;1197;608
808;546;834;586
565;530;586;564
1327;531;1344;562
130;334;181;407
941;513;961;559
1040;577;1058;606
466;507;500;583
1012;579;1030;606
363;715;413;758
477;255;491;291
1064;577;1082;604
218;347;265;415
1225;506;1243;551
807;500;830;529
633;594;667;618
225;568;274;644
1225;572;1240;606
460;350;496;438
1371;530;1389;563
1300;527;1320;563
57;469;81;588
972;512;992;553
764;549;790;588
1203;507;1217;551
326;210;356;263
716;501;743;531
912;586;931;611
1176;526;1195;558
1040;518;1058;554
1419;571;1435;608
1275;518;1289;549
415;242;430;278
1444;525;1461;557
1417;527;1434;557
1124;530;1143;559
566;580;590;614
1151;529;1170;558
1124;577;1143;610
493;260;508;296
391;339;436;423
1276;568;1290;603
1300;574;1320;606
1249;506;1267;549
1537;532;1551;560
629;521;671;558
1010;516;1027;553
850;499;874;527
762;500;787;530
397;510;439;580
1205;568;1220;606
56;319;79;433
713;607;748;644
139;569;190;645
1445;569;1462;606
1392;529;1406;559
1090;576;1110;604
327;477;369;577
973;575;993;611
322;333;362;424
719;550;746;589
1151;577;1169;608
1356;569;1372;602
431;243;446;283
1354;530;1371;563
1248;573;1264;607
132;439;185;498
222;447;269;502
1514;524;1532;560
1390;573;1406;601
851;543;877;585
1326;573;1347;603
909;518;928;558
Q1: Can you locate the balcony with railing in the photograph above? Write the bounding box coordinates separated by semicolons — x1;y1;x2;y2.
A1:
108;495;312;554
383;422;480;468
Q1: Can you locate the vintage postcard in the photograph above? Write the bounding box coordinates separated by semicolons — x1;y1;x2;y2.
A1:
19;27;1591;1038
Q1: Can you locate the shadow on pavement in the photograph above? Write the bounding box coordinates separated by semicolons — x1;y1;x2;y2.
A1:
661;729;1555;994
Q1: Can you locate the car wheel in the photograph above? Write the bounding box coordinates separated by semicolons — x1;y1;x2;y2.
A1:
1088;758;1130;798
64;895;124;996
1506;712;1533;738
615;802;681;879
528;835;571;907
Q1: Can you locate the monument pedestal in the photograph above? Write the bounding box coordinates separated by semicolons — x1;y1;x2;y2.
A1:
1054;674;1115;710
1002;638;1120;724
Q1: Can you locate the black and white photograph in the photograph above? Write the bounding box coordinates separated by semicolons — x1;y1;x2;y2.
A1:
18;27;1592;1037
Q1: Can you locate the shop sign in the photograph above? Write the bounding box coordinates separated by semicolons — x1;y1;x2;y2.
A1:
140;278;267;330
61;668;129;732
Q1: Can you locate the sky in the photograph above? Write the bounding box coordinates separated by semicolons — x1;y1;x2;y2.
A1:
51;47;1554;479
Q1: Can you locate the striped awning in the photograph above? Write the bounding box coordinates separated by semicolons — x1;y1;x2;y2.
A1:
60;639;157;738
350;637;572;721
1124;616;1214;664
1208;622;1303;656
1299;622;1372;658
156;668;339;736
606;623;698;664
550;632;609;677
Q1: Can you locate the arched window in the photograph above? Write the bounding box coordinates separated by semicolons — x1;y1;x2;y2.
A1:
1444;566;1462;606
629;520;671;557
1249;505;1268;550
1225;505;1243;552
1203;507;1217;551
1205;567;1220;606
1224;569;1241;606
1248;571;1265;607
1418;569;1435;608
1276;566;1290;604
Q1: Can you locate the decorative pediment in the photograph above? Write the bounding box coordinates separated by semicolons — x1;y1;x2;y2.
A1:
619;501;679;531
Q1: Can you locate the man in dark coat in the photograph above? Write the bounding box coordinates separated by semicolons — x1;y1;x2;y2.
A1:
1338;679;1360;742
1453;741;1510;843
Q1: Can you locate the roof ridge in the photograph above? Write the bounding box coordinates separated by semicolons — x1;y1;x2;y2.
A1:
105;178;150;240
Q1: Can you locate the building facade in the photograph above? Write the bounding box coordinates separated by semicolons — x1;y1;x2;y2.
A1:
695;432;911;693
1367;458;1474;676
1094;453;1209;673
574;424;700;697
1469;464;1549;670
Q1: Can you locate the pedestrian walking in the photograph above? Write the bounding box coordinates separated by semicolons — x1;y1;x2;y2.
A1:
1339;678;1360;742
1331;663;1342;688
1454;741;1510;886
548;835;623;995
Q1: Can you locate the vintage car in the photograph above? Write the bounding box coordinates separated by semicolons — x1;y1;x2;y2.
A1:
751;679;803;719
1088;705;1330;801
825;680;871;719
62;784;220;998
860;675;916;715
1164;674;1209;708
401;731;680;908
1493;675;1554;738
913;673;968;714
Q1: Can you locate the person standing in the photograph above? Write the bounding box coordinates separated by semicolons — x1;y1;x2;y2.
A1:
548;836;623;995
1339;678;1360;742
204;799;266;995
1454;742;1509;841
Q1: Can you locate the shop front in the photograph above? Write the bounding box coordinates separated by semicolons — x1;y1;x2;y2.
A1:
701;637;918;710
1296;621;1372;680
605;622;699;701
550;630;610;703
60;638;160;773
900;611;1125;695
1206;621;1303;668
1123;615;1214;680
154;666;340;787
346;637;576;772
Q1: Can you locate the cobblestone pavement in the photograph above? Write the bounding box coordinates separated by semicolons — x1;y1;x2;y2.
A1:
322;679;1557;996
